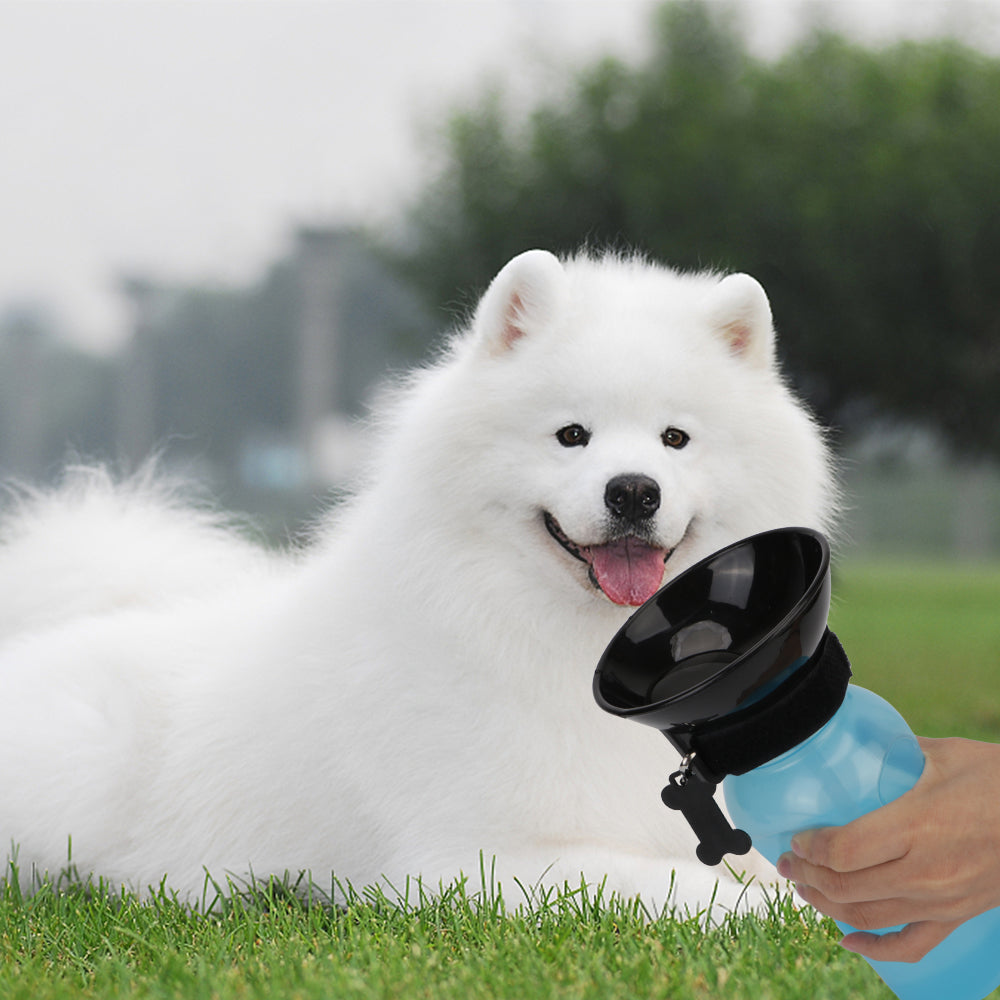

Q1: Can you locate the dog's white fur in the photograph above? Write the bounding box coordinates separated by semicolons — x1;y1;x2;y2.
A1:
0;250;836;911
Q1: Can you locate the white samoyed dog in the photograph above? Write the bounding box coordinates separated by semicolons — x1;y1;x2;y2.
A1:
0;250;836;912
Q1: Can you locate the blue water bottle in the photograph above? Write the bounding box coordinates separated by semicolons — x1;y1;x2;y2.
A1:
594;528;1000;1000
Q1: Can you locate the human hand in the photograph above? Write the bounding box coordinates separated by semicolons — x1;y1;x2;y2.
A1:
776;736;1000;963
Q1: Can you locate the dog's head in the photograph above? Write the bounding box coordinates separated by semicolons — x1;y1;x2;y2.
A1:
417;250;834;610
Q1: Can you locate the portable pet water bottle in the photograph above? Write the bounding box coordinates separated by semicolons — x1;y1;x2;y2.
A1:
593;527;1000;1000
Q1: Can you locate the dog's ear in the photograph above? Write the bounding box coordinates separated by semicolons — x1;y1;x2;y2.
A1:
474;250;569;354
710;273;775;369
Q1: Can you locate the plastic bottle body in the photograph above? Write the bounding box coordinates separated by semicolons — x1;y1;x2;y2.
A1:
723;685;1000;1000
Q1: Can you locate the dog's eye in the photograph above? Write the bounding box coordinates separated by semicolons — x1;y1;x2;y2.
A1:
662;427;690;449
556;424;591;448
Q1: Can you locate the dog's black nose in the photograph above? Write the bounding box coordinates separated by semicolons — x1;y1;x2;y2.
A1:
604;474;661;523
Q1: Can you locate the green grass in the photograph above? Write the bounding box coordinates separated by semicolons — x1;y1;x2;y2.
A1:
3;559;999;999
829;560;1000;740
0;873;868;1000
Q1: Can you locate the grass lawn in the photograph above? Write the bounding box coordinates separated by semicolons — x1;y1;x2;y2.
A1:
3;560;999;999
829;560;1000;741
0;876;871;1000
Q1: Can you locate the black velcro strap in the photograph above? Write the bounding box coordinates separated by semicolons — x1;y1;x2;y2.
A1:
690;629;852;778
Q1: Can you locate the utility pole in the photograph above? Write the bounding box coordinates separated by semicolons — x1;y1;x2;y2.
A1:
117;276;160;470
0;308;46;479
294;227;345;481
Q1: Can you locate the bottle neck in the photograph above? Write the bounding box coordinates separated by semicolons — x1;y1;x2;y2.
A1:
668;628;854;783
750;686;852;772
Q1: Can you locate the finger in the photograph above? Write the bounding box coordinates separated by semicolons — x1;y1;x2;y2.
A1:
839;920;961;965
793;883;935;931
792;813;912;873
779;851;910;906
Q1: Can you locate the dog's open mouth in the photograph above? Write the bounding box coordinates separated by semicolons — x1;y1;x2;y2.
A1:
543;512;669;607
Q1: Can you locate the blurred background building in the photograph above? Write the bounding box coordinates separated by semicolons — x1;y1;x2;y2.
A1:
0;0;997;555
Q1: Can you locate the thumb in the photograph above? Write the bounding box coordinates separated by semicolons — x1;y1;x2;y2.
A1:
840;919;961;964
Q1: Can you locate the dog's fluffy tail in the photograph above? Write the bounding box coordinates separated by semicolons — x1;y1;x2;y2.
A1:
0;464;280;644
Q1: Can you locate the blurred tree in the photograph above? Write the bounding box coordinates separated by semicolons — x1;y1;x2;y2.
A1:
140;230;432;480
396;0;1000;456
145;267;298;473
0;231;433;491
0;306;114;479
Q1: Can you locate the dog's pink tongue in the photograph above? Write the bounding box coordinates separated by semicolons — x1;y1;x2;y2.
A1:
588;539;667;606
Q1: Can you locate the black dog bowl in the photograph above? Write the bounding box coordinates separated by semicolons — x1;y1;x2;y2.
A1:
594;527;831;733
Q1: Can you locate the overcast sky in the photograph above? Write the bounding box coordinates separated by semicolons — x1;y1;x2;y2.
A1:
2;0;999;351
